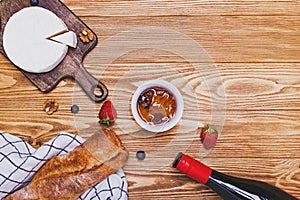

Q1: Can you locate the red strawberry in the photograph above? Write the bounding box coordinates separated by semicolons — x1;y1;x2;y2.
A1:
98;100;117;125
200;125;218;150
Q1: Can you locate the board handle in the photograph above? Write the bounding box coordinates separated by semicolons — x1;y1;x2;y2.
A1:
74;65;108;103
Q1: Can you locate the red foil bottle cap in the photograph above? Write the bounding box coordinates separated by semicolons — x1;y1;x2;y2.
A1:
173;152;212;184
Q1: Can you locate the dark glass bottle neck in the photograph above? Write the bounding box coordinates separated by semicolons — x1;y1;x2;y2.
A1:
207;170;298;200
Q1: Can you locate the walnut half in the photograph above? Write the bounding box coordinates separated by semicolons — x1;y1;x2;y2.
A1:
43;99;59;115
79;28;94;43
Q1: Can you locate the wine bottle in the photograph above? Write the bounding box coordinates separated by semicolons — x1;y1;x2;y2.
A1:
173;152;298;200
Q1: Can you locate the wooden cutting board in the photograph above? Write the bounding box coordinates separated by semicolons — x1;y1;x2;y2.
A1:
0;0;108;103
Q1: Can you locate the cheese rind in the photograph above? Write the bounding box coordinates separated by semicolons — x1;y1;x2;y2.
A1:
3;7;69;73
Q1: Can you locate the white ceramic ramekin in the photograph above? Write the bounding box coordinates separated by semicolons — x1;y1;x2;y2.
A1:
131;79;184;132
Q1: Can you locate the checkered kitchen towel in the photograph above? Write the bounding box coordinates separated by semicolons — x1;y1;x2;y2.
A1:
0;131;128;200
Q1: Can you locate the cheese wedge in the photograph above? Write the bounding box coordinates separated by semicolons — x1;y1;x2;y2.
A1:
3;7;72;73
49;31;77;48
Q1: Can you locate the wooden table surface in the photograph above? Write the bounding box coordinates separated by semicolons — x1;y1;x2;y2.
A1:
1;0;300;199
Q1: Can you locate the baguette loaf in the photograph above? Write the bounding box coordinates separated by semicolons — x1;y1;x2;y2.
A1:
6;128;128;200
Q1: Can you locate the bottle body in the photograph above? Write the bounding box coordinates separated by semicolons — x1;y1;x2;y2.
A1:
173;152;298;200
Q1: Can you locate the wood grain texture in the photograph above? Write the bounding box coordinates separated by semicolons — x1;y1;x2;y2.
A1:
1;0;300;199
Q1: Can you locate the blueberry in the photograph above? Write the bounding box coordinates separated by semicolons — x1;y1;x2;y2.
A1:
136;151;146;160
71;105;79;114
30;0;39;6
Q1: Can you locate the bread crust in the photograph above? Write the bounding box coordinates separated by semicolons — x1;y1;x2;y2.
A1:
6;128;128;200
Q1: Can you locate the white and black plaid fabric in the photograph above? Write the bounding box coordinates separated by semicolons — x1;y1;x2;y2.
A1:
0;131;128;200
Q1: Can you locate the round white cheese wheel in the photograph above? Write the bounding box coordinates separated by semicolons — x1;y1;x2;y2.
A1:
3;7;69;73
